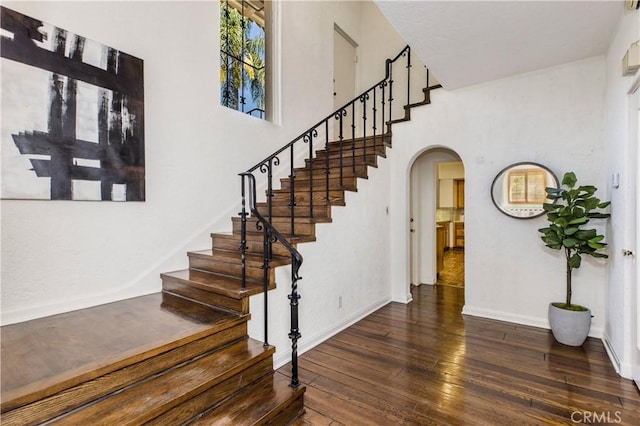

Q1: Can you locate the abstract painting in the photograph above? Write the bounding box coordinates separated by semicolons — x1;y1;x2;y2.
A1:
1;7;145;201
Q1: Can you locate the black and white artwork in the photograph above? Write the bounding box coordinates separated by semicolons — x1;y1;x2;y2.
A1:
1;7;145;201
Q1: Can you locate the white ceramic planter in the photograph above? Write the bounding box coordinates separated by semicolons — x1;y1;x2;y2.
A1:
548;303;592;346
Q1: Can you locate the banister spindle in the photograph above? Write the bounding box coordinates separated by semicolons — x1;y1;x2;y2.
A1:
324;120;330;204
351;102;355;174
239;174;248;291
289;146;295;237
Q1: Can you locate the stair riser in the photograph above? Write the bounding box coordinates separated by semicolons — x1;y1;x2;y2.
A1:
189;256;276;283
232;218;316;237
260;392;305;426
163;281;250;314
305;155;378;169
0;326;249;426
256;204;332;220
279;176;357;191
145;358;274;426
326;136;391;151
292;164;368;179
271;191;344;205
315;145;386;159
48;341;275;425
211;234;292;259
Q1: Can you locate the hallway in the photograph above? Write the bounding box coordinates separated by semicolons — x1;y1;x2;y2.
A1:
437;249;464;287
280;285;640;425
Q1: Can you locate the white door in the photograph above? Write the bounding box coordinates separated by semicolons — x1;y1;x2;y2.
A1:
333;27;356;139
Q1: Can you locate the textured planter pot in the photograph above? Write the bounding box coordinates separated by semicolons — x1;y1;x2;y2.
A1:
548;303;591;346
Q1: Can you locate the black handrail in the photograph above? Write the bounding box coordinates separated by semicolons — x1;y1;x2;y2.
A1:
238;45;418;389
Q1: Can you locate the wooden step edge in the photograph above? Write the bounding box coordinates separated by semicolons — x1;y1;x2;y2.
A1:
188;249;292;268
48;339;276;425
211;232;311;246
146;358;275;426
231;215;319;225
0;324;250;425
252;210;334;223
0;294;249;414
161;288;250;318
186;371;305;425
312;149;387;159
230;229;319;243
161;270;267;299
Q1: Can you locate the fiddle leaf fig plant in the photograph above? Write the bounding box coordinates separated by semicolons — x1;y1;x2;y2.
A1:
537;172;610;310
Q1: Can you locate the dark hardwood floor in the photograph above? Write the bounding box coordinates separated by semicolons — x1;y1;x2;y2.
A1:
278;284;640;425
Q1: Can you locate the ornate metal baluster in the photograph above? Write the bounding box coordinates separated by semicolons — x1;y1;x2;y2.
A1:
406;47;411;107
379;80;387;135
262;216;272;346
388;61;394;128
304;129;317;219
289;146;295;236
360;93;368;164
351;102;356;174
239;174;248;291
324;120;330;204
335;109;346;188
372;86;377;154
288;255;302;388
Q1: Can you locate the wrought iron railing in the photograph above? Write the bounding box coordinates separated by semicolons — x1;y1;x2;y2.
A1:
238;45;427;388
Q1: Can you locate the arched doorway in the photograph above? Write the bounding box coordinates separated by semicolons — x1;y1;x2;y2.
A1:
409;147;465;288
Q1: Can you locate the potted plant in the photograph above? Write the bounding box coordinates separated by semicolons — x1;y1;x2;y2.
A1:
538;171;610;346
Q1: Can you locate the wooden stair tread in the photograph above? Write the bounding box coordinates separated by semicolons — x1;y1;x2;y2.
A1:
162;269;273;299
189;249;291;267
0;293;246;411
214;231;316;245
189;372;305;425
51;338;274;425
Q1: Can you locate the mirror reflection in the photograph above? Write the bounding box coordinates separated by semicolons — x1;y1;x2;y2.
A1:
491;162;559;219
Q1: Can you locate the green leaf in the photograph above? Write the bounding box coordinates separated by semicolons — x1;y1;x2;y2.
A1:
568;253;582;268
598;201;611;208
563;238;578;248
588;241;606;249
574;229;597;240
562;172;577;188
568;216;589;225
587;213;611;219
564;227;579;236
590;252;609;259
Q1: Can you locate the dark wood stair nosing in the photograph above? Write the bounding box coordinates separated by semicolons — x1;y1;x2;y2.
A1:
47;338;276;425
186;371;305;426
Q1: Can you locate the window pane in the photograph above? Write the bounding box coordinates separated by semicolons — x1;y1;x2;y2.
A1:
220;0;266;119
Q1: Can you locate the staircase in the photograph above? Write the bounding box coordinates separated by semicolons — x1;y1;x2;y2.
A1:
1;45;438;425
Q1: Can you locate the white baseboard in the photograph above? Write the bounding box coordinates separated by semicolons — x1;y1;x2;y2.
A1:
461;305;603;338
273;296;391;369
602;334;622;375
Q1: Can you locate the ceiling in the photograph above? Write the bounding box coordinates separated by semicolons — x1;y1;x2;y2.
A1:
374;0;624;89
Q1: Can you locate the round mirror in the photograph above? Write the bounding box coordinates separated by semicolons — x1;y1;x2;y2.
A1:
491;162;559;219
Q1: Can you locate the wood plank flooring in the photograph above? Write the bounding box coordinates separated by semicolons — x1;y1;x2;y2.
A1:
277;284;640;425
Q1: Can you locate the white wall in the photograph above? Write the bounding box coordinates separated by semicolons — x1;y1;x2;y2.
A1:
389;57;608;335
602;8;640;378
1;1;404;327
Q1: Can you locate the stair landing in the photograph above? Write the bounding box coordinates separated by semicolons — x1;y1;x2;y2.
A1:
0;292;247;412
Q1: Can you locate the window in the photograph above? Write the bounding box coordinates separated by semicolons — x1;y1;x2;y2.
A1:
508;169;547;204
220;0;266;119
